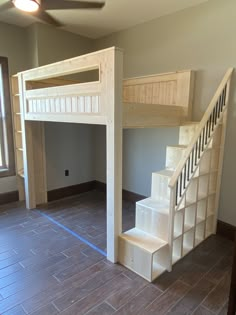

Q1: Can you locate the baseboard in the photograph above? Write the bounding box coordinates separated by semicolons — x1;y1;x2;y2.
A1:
217;220;236;241
94;181;146;203
0;190;19;205
47;181;96;202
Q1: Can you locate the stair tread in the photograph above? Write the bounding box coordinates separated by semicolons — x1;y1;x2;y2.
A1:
137;197;169;214
167;144;187;149
153;169;174;177
181;121;200;126
120;228;167;253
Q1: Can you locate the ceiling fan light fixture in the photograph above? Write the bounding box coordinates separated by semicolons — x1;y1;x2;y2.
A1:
13;0;40;12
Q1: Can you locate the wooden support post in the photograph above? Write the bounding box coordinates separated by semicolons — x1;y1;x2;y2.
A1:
18;75;47;209
106;49;123;263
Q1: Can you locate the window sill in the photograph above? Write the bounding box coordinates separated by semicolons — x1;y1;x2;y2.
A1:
0;168;15;178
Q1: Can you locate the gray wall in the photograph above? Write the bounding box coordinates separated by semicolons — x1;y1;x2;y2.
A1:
45;123;94;190
0;22;95;193
35;23;93;66
95;126;179;196
93;0;236;225
1;0;236;226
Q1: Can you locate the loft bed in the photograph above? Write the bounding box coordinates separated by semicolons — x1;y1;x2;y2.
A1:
14;47;194;264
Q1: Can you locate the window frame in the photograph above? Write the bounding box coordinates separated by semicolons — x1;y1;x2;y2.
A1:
0;57;15;177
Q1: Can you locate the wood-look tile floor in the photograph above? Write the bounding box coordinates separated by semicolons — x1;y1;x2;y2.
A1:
0;190;233;315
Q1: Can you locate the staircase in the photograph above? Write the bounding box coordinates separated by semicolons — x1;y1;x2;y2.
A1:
118;68;233;282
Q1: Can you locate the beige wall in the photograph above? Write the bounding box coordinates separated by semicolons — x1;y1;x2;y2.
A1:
93;0;236;226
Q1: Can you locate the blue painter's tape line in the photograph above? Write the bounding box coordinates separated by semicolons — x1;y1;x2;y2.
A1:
38;210;107;257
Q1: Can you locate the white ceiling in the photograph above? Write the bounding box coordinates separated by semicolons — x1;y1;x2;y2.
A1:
0;0;209;38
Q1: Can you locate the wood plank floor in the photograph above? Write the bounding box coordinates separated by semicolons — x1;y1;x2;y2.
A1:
0;190;233;315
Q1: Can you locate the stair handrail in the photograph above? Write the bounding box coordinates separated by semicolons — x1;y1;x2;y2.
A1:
168;68;233;204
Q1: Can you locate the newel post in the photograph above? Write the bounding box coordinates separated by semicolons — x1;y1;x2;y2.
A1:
106;48;123;263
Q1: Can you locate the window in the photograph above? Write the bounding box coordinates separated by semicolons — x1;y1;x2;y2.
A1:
0;57;15;177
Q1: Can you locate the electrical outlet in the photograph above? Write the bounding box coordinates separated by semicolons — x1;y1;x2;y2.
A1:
65;170;69;176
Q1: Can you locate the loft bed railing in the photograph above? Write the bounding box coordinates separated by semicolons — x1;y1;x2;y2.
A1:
18;55;194;127
168;68;233;264
123;70;194;128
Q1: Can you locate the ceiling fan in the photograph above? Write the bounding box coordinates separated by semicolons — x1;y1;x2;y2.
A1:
0;0;105;27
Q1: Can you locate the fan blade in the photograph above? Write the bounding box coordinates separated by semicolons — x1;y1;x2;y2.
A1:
30;9;63;27
0;1;14;12
43;0;105;10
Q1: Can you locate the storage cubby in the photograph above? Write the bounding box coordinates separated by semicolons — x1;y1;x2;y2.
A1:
199;150;211;174
172;236;182;263
195;222;205;246
184;204;196;232
14;114;22;131
198;175;209;199
152;245;169;279
196;199;207;223
206;215;215;237
209;172;217;194
12;96;20;112
174;211;184;238
183;229;194;256
186;178;198;205
207;195;215;217
11;76;25;200
15;132;23;150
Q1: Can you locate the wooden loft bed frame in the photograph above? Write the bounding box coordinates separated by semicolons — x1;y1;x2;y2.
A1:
14;47;194;263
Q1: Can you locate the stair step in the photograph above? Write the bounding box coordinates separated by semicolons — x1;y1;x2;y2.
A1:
119;228;167;254
118;228;169;281
136;198;169;240
137;197;169;213
166;145;187;170
151;169;174;201
179;122;199;145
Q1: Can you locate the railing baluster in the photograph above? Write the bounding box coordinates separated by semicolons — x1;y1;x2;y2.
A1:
212;108;215;131
187;157;190;181
202;127;205;151
191;149;194;172
198;134;201;158
183;164;187;189
208;115;212;137
195;141;198;165
176;180;178;206
179;173;182;198
214;105;218;125
205;120;209;144
223;85;227;107
218;98;221;118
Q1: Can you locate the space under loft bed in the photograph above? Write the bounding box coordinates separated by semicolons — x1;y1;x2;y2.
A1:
13;47;194;263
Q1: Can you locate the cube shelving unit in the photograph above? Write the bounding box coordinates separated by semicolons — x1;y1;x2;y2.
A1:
171;124;223;265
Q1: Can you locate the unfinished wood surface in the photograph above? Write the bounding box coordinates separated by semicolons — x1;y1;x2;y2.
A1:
118;68;233;282
10;76;24;200
123;70;194;128
18;47;123;263
19;65;194;128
